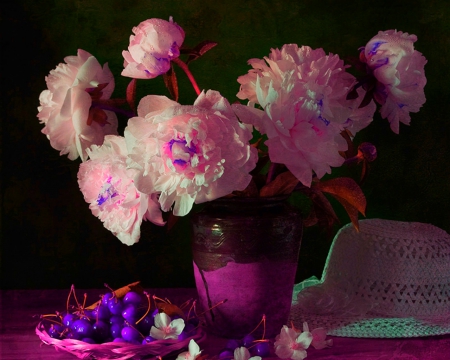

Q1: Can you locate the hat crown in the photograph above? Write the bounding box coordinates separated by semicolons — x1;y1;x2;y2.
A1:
323;219;450;318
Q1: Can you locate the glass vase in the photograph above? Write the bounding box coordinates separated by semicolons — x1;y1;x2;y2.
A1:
191;196;302;338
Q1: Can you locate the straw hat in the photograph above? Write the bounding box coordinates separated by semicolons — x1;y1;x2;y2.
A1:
289;219;450;338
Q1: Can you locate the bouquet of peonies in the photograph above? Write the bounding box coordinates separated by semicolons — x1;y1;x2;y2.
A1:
37;17;427;245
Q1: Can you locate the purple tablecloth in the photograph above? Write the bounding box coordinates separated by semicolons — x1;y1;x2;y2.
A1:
1;289;449;359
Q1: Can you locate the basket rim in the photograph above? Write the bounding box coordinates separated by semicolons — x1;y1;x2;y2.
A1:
36;320;207;360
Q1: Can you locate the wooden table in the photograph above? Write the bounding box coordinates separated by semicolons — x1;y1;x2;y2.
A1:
1;289;450;359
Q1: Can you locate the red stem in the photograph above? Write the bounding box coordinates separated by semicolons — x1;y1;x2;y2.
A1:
266;162;277;185
172;57;202;96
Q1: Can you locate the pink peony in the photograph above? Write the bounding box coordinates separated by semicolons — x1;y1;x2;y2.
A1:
77;135;164;245
234;44;375;187
124;90;257;216
37;49;118;161
361;30;427;133
122;17;185;79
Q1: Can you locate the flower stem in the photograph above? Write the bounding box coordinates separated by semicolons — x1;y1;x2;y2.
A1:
343;154;364;166
266;162;278;185
172;57;202;96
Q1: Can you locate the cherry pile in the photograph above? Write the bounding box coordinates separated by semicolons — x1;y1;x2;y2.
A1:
40;285;200;345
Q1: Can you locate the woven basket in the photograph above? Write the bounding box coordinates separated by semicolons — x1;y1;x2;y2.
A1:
36;321;206;360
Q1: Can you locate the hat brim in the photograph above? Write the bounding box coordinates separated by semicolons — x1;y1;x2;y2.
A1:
290;281;450;338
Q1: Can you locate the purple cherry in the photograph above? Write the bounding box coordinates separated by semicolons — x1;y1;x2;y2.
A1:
252;341;270;357
73;319;94;339
48;324;65;339
109;315;124;326
226;339;242;350
122;304;138;323
219;350;234;359
110;323;123;338
95;304;111;320
62;313;76;329
108;298;124;315
136;314;154;333
123;291;143;305
102;292;114;306
81;337;96;344
142;335;156;344
121;326;141;342
243;334;255;347
92;321;110;342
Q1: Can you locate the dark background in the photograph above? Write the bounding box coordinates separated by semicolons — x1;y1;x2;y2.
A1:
1;0;449;290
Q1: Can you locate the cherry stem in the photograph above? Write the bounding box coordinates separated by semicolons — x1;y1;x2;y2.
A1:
66;285;75;314
248;314;266;340
43;317;63;326
247;338;270;353
96;304;100;324
153;295;167;303
262;314;266;340
41;313;59;318
124;320;145;338
153;295;172;311
152;295;159;312
136;292;151;325
80;293;87;315
40;314;63;326
172;57;202;96
196;299;227;317
72;287;81;310
104;283;116;299
187;300;196;321
178;298;193;310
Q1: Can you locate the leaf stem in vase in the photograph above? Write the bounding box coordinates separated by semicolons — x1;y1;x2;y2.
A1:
172;57;201;96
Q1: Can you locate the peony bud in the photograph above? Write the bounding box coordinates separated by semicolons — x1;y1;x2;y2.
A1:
358;142;377;162
122;17;185;79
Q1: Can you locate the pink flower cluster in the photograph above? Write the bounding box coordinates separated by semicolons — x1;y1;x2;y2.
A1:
125;90;257;217
37;49;118;161
360;30;427;133
234;44;376;187
77;135;164;245
37;18;427;244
